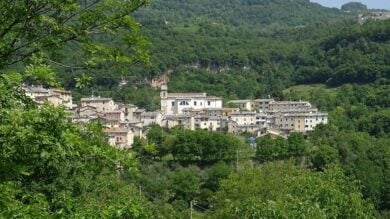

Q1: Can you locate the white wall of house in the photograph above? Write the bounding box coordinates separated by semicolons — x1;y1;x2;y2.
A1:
195;117;222;131
142;112;163;126
304;113;328;131
160;85;222;115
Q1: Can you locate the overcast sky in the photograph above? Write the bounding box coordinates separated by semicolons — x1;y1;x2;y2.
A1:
310;0;390;10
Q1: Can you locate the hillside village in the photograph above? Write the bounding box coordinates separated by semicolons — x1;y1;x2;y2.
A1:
22;84;328;149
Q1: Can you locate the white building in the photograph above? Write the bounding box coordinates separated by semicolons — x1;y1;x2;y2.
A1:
229;112;257;126
195;115;225;131
160;85;222;115
23;85;49;99
142;111;163;127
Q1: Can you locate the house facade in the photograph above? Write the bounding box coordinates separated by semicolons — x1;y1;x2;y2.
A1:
104;127;134;149
160;85;222;115
80;96;115;112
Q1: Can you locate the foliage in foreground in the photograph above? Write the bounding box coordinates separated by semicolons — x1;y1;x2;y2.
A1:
0;79;152;218
208;162;376;218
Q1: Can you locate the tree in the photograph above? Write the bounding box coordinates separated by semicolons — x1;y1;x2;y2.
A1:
0;0;149;81
0;1;153;217
170;166;201;203
208;162;376;218
341;2;368;12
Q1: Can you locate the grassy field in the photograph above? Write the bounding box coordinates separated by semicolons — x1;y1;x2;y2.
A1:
283;84;339;101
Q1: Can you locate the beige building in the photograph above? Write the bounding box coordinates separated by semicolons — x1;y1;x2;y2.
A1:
22;85;74;109
228;121;267;137
34;94;63;107
51;89;73;109
227;100;253;111
253;99;274;112
274;112;328;133
117;103;138;122
222;108;240;116
76;105;102;117
229;112;257;126
80;96;115;112
104;127;134;149
268;101;312;113
162;114;195;130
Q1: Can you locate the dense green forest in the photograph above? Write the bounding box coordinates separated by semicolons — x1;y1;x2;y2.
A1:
1;0;389;218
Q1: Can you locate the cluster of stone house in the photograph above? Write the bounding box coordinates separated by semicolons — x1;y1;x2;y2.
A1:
358;11;390;24
159;85;327;137
22;85;74;110
23;84;328;149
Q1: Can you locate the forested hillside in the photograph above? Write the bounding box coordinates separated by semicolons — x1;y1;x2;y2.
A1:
55;1;389;110
135;0;350;27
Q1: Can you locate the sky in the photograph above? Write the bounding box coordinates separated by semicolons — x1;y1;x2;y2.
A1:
310;0;390;10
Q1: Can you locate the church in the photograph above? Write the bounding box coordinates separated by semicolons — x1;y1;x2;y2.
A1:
160;85;223;115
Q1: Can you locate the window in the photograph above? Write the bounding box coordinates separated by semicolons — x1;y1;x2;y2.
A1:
194;101;197;106
172;101;175;106
179;101;189;106
208;101;211;106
